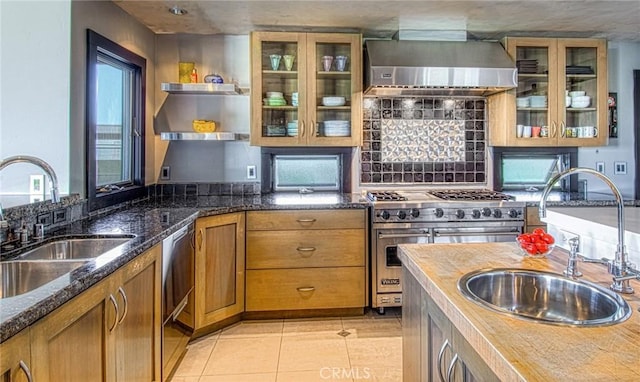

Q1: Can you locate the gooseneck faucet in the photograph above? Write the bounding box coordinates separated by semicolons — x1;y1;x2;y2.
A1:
0;155;60;203
539;167;635;293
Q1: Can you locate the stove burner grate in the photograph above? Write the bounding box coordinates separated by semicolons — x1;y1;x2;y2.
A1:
429;189;515;201
366;191;407;202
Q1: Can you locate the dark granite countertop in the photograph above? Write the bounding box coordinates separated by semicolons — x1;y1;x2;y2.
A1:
0;192;367;343
506;190;639;207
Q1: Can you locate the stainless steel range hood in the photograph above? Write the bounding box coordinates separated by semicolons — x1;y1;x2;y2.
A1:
364;40;517;96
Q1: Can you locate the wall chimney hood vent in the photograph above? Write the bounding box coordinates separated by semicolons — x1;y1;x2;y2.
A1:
364;40;517;96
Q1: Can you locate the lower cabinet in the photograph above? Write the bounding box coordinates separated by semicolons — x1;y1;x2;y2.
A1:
245;209;366;313
0;329;32;382
403;267;499;382
193;213;245;330
29;244;162;382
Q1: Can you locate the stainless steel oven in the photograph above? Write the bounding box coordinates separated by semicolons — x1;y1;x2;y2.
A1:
368;190;525;313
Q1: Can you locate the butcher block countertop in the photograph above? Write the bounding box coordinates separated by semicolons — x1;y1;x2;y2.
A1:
398;242;640;382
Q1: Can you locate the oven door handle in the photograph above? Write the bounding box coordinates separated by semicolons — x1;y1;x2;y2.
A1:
378;232;430;239
433;230;519;237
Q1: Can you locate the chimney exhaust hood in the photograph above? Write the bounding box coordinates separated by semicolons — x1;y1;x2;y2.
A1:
364;40;517;96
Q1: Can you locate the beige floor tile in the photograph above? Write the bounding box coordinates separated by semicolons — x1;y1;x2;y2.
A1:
202;337;281;375
346;337;402;369
220;320;284;339
276;369;355;382
199;373;277;381
342;316;402;339
278;336;350;372
172;335;217;377
282;318;344;338
169;376;200;382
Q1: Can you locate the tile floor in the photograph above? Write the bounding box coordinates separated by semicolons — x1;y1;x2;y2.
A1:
170;308;402;382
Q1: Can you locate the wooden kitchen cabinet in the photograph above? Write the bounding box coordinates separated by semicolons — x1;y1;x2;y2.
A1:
0;329;32;382
250;31;362;146
403;267;499;382
525;206;547;233
193;213;245;331
29;244;162;382
245;209;366;313
488;37;607;147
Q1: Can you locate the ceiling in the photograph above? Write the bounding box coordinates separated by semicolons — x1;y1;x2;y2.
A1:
112;0;640;42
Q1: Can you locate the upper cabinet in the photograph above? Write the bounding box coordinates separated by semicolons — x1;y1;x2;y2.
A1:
250;31;362;146
488;37;607;147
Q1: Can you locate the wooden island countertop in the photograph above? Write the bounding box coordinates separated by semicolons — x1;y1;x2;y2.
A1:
398;242;640;381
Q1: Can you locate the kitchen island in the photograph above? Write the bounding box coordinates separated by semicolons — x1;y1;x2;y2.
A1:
399;242;640;381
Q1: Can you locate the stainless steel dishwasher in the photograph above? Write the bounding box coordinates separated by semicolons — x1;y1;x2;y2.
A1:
162;222;194;380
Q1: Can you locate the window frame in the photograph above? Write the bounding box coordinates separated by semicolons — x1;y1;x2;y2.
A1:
86;29;146;211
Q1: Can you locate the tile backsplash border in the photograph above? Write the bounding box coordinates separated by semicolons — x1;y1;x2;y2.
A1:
361;97;487;184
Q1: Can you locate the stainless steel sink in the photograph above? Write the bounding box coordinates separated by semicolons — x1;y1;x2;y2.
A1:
15;236;133;261
0;260;88;298
458;268;632;327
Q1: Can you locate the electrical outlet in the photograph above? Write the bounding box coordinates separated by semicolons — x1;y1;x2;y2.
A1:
30;174;45;194
596;162;605;174
161;166;171;180
559;229;580;251
53;209;67;224
614;161;627;175
247;165;257;180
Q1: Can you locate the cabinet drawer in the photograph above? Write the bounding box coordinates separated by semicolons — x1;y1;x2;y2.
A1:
247;229;364;269
247;210;365;230
245;267;365;311
526;206;545;226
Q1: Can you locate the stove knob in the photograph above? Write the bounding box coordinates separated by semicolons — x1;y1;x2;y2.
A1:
493;209;503;218
397;210;407;220
456;209;465;219
472;209;481;219
482;207;492;217
508;209;519;218
434;208;444;218
380;211;390;220
410;208;420;218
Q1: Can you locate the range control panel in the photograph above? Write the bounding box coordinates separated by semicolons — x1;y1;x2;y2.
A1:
373;206;525;223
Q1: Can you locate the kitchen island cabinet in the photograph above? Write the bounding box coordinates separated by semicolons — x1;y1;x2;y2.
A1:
29;244;162;382
399;242;640;381
245;209;366;315
489;37;607;147
193;213;245;333
250;31;362;146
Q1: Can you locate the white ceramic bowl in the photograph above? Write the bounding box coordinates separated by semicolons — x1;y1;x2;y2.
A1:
569;91;586;97
572;100;591;108
322;96;346;106
571;95;591;102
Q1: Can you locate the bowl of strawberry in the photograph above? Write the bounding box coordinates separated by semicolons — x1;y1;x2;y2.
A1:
517;228;555;258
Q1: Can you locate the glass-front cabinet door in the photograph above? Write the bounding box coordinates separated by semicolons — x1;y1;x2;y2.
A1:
557;39;607;146
490;37;607;147
250;32;361;146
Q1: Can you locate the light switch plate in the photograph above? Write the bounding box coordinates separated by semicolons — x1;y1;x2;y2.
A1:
614;161;627;175
596;162;605;173
247;165;257;179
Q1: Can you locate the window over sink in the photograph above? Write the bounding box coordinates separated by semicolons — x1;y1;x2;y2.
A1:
86;29;146;211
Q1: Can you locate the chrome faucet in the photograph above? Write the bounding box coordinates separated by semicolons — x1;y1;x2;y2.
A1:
539;167;636;293
0;155;60;203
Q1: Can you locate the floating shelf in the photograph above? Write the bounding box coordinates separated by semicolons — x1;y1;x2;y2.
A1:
160;132;249;141
161;82;246;95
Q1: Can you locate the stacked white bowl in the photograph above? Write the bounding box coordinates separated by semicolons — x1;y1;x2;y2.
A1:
516;97;530;108
322;96;346;106
529;95;547;108
569;91;590;108
286;120;298;136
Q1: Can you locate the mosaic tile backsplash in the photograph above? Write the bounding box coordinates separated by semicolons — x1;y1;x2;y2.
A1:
361;97;486;184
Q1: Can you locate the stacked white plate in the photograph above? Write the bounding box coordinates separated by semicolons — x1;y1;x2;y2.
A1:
286;121;298;136
323;120;350;137
322;96;346;106
529;95;547;108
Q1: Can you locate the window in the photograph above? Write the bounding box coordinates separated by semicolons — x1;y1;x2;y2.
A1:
493;148;577;192
86;30;146;211
273;155;341;191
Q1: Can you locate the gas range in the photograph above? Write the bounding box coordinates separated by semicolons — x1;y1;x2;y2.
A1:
366;189;525;224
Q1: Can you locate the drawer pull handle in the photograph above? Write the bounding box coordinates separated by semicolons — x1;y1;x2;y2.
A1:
19;360;33;382
296;286;315;292
296;218;317;223
296;246;316;252
108;294;119;332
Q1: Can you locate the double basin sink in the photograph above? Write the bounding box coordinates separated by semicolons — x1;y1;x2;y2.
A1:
458;268;632;327
1;236;134;299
